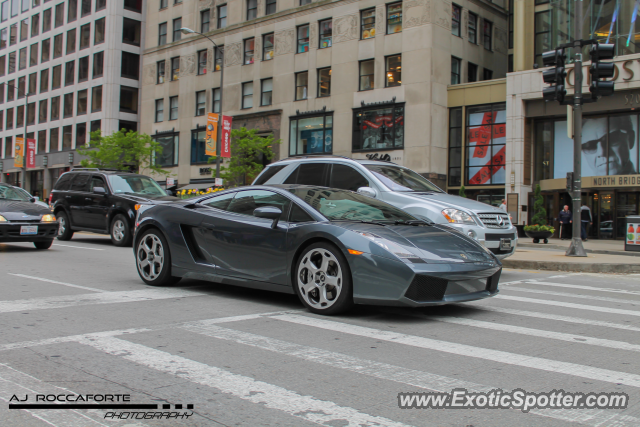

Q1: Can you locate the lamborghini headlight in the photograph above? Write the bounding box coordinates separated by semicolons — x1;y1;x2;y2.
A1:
358;232;417;260
0;215;6;222
41;214;57;222
441;208;476;225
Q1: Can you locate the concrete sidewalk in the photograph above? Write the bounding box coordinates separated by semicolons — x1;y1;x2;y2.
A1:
517;237;638;256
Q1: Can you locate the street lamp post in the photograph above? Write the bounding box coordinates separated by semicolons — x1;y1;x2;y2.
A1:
181;27;224;179
2;82;29;189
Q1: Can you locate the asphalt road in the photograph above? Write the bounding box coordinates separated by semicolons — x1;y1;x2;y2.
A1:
1;234;639;427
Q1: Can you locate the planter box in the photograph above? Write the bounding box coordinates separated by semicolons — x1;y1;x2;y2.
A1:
524;230;554;244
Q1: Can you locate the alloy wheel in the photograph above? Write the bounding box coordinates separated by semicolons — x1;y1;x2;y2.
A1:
297;248;343;309
137;234;165;281
58;217;65;236
112;219;125;241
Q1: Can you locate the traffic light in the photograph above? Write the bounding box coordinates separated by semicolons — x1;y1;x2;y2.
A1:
589;43;615;98
541;49;567;103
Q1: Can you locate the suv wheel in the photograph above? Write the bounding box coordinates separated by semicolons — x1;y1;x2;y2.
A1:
110;214;133;247
56;212;74;241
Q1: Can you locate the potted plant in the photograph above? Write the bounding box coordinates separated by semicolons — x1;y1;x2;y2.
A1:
524;184;554;243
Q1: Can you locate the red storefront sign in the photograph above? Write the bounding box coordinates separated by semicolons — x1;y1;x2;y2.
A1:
26;138;36;169
220;116;232;158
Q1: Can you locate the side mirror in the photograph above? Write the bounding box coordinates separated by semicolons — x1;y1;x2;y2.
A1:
29;197;36;203
93;186;107;194
357;187;377;198
33;196;40;201
254;206;282;229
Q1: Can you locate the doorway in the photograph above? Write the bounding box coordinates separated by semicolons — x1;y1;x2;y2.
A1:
598;191;615;239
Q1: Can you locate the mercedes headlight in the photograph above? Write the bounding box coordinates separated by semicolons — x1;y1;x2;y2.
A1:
441;209;476;225
41;214;57;222
0;215;6;222
358;232;417;260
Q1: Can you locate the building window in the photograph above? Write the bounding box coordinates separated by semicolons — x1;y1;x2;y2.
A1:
27;102;36;125
123;18;141;46
50;96;59;120
124;0;142;13
9;23;16;45
64;60;74;85
466;103;506;185
78;56;89;81
157;60;165;83
197;49;207;75
483;19;492;50
63;92;73;117
318;67;330;97
361;8;375;39
171;56;179;80
52;64;61;88
289;112;333;155
40;68;48;92
31;13;38;37
5;108;12;129
246;0;256;20
534;11;551;68
0;28;6;49
18;46;26;69
452;4;461;37
173;18;182;42
62;125;72;150
214;45;223;70
319;19;331;48
212;88;220;113
263;33;274;60
295;71;307;100
387;2;402;34
54;3;64;27
96;0;106;11
483;68;493;80
242;81;253;108
77;88;87;115
201;9;210;33
81;0;90;16
66;28;76;54
158;22;167;46
53;33;62;57
155;99;163;122
76;122;87;148
244;38;254;64
153;133;178;167
169;96;178;120
191;129;208;164
68;0;77;23
95;17;105;44
121;51;139;80
119;85;138;114
451;56;460;85
159;0;167;8
385;54;401;87
43;8;51;32
93;51;103;78
91;85;102;112
265;0;275;15
20;18;27;42
468;62;477;83
37;130;46;152
352;103;404;150
17;76;25;98
8;51;14;73
195;90;205;116
79;23;90;49
28;72;36;94
509;0;513;49
217;4;227;29
468;12;477;44
41;38;50;62
29;42;37;66
448;107;462;186
297;24;309;53
261;78;272;106
359;59;374;91
300;0;311;4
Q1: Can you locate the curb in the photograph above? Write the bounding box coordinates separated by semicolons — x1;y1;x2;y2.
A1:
501;259;640;273
518;243;640;257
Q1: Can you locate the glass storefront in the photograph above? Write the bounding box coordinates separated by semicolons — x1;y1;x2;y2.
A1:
153;133;179;168
352;104;404;151
289;113;333;156
466;103;506;185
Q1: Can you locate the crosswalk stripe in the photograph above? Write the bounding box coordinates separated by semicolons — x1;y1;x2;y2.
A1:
461;305;640;332
273;314;640;388
496;295;640;317
8;273;105;293
512;281;640;296
0;288;206;314
53;244;104;251
184;323;639;427
79;336;412;427
504;287;640;306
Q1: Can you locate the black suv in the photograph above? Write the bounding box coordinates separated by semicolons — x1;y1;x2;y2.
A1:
50;169;178;246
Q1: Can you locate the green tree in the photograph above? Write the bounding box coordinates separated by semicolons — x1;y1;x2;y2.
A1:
77;129;170;176
458;185;466;198
210;127;281;187
531;184;547;225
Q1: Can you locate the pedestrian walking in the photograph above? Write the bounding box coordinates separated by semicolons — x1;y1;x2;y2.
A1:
558;205;572;240
580;202;592;241
499;199;507;211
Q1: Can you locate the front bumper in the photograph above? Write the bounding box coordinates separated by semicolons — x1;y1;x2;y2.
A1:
447;224;517;260
0;221;59;243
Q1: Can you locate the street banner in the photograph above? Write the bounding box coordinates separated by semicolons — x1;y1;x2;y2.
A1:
205;113;219;156
221;115;232;158
26;138;36;168
14;137;24;168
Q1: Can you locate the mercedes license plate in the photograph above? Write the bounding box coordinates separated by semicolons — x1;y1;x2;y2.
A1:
20;226;38;235
500;238;512;250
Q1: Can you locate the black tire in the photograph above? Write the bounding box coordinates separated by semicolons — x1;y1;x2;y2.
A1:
533;238;540;243
544;238;549;244
34;240;53;250
56;211;74;241
135;228;181;286
110;214;133;247
293;242;353;315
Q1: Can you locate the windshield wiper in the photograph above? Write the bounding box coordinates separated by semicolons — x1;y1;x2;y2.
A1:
333;219;387;226
394;219;433;226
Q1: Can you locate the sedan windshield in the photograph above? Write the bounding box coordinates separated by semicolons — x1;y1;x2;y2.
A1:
364;165;443;192
0;185;30;201
288;187;416;222
108;175;166;197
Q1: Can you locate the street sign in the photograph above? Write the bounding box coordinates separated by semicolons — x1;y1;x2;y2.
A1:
215;178;223;187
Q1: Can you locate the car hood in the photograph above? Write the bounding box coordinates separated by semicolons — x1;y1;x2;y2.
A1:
0;200;52;220
401;192;504;214
336;222;497;264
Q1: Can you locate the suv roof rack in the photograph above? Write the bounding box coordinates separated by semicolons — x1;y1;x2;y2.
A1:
274;154;353;163
70;168;100;171
70;168;131;172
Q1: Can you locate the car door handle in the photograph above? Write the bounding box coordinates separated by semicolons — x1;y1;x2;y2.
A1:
65;195;71;198
202;223;215;230
85;198;93;201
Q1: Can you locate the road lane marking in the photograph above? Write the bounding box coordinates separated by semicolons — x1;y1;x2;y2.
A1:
53;244;104;251
0;288;207;314
496;295;640;317
460;305;640;333
184;323;638;427
79;336;411;427
8;274;105;293
505;287;640;306
273;314;640;388
512;281;640;296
